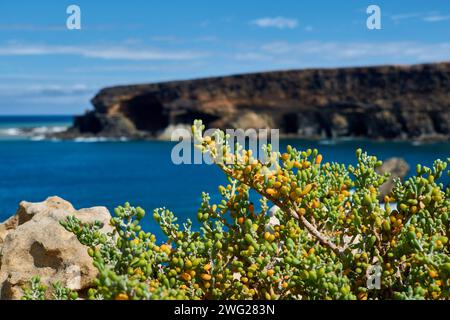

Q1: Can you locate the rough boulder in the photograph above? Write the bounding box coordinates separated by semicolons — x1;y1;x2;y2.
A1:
0;196;112;300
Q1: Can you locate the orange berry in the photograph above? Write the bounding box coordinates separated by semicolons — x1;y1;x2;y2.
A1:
115;293;129;300
181;273;191;281
201;273;212;281
289;192;298;201
429;270;438;278
311;199;320;209
315;154;323;165
160;244;171;253
357;292;368;300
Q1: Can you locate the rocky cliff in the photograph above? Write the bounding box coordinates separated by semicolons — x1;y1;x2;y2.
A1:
59;62;450;141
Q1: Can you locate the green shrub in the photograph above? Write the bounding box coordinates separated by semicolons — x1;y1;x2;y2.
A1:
22;276;78;300
25;120;450;300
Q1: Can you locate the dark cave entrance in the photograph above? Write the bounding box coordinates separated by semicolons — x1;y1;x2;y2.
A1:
347;114;368;137
283;113;299;134
122;94;170;134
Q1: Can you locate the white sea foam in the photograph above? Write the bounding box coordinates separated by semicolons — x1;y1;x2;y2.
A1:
0;125;130;142
30;135;46;141
318;139;337;146
0;128;23;136
0;126;69;139
30;126;67;134
73;136;128;143
74;137;108;143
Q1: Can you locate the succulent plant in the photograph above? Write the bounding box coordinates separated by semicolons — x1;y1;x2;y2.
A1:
22;277;78;300
23;120;450;300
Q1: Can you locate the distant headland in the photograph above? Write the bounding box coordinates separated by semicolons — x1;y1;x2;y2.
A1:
54;62;450;142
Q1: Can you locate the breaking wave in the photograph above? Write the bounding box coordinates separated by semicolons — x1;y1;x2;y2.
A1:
0;126;68;139
73;136;129;143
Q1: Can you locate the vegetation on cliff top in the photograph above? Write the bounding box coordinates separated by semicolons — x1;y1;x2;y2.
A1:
23;120;450;300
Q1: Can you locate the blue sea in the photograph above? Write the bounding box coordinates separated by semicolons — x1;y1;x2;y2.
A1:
0;116;449;238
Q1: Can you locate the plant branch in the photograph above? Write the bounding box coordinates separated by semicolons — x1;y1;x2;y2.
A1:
216;162;348;257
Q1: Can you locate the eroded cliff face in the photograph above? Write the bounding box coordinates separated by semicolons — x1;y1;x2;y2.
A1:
62;62;450;141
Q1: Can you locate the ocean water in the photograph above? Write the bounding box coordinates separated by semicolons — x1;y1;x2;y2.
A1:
0;116;449;238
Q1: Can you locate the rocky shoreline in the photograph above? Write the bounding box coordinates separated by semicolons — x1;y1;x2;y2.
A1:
51;62;450;142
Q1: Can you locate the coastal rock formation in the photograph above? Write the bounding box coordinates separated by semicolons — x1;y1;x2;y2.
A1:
377;158;410;200
57;62;450;141
0;197;112;300
0;216;18;248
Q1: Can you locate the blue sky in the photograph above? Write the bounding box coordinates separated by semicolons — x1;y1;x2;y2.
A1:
0;0;449;114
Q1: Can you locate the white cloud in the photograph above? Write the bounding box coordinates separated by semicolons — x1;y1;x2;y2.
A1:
0;43;208;61
0;83;93;97
236;41;450;66
422;15;450;22
65;61;207;73
390;13;422;22
0;24;66;31
390;11;450;23
0;24;140;31
250;17;298;29
0;83;97;110
149;35;219;44
150;35;183;44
